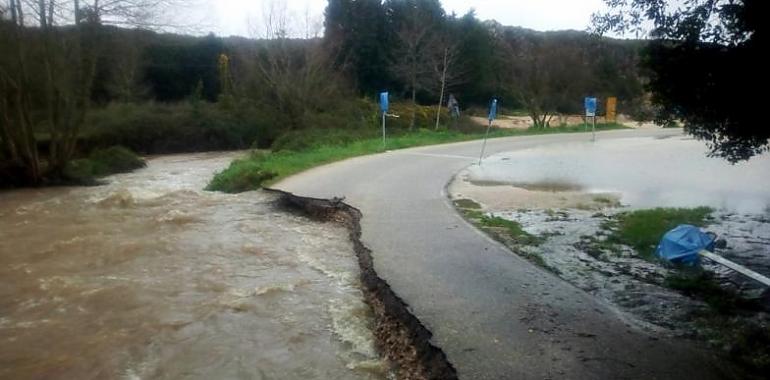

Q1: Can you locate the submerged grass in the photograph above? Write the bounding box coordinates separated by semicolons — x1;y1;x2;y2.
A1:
478;215;543;246
597;206;770;374
453;205;551;270
605;207;714;258
208;123;628;193
453;198;482;210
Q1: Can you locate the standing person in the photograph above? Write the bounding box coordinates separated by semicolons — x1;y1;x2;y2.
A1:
447;94;460;119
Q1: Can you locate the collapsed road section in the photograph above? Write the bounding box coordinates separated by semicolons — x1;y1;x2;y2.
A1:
267;188;458;380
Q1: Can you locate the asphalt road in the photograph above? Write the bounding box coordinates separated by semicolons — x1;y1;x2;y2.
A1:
276;129;732;380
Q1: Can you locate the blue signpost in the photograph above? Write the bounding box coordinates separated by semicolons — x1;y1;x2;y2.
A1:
479;98;498;165
584;97;597;117
380;92;389;147
584;97;598;141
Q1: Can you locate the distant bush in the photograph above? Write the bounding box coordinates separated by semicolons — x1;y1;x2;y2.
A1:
83;102;277;154
63;145;146;183
271;128;378;152
89;146;147;175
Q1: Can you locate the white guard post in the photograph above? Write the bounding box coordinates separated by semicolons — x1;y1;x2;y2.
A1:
699;250;770;287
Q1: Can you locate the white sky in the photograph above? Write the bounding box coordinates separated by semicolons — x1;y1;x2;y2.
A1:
195;0;608;38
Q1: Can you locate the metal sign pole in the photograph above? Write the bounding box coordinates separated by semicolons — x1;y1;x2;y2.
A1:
382;112;386;148
479;98;498;165
479;119;492;165
585;97;597;141
379;91;389;149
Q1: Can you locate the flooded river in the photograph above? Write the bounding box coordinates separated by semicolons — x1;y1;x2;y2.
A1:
0;152;386;380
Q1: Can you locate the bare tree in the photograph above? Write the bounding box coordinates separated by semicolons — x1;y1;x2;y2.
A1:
428;32;464;129
390;5;435;130
0;0;193;183
249;1;347;130
502;33;585;128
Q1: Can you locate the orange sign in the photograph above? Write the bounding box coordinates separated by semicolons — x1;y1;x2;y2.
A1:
606;97;617;123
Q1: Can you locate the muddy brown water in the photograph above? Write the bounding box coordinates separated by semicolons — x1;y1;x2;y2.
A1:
0;152;386;380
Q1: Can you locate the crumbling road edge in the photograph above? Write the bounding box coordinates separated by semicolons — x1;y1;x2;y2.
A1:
265;188;458;380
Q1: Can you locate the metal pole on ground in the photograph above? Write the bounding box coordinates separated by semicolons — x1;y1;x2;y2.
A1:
592;115;596;142
699;250;770;287
382;112;386;148
479;98;498;165
479;119;492;165
379;91;389;149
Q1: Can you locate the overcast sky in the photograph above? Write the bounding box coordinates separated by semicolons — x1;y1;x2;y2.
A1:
196;0;608;38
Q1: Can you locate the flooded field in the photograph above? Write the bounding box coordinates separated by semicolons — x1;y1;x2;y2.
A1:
0;152;386;380
463;135;770;213
450;135;770;336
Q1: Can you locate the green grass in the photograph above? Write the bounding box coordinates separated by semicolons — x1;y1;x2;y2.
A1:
207;123;628;193
664;271;757;314
666;271;769;374
605;207;714;258
453;198;482;210
478;215;543;246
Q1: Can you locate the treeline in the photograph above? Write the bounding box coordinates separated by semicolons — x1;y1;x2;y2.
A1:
80;4;648;118
1;0;647;186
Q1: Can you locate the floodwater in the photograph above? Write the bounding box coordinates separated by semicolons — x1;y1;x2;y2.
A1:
469;135;770;213
0;152;386;380
451;134;770;336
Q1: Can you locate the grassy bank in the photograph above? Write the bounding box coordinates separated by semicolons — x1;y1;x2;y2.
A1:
208;122;628;193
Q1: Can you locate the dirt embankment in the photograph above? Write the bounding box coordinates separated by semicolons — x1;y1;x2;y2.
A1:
469;114;659;129
266;188;458;380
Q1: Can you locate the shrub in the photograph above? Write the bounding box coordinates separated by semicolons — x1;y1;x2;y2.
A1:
62;145;146;183
89;146;147;176
206;158;276;193
83;102;277;154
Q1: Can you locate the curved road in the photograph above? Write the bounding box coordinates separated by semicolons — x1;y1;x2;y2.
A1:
276;129;731;379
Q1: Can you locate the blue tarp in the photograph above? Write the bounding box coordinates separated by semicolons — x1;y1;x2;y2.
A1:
656;224;716;266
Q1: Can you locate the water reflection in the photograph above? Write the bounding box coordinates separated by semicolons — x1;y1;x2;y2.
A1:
471;136;770;213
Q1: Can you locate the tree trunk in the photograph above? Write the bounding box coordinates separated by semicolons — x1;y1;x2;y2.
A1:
74;0;80;24
410;83;417;131
37;0;47;28
10;0;17;23
434;47;448;130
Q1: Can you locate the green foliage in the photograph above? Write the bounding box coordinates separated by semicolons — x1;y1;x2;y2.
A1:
63;145;146;183
324;0;392;95
664;271;753;314
271;128;378;152
88;146;147;175
83;102;274;154
664;271;770;374
144;33;224;102
453;198;482;210
594;0;768;162
205;156;276;193
478;215;543;246
606;207;714;258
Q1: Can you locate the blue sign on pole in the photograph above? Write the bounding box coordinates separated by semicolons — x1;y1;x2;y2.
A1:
488;98;498;121
584;97;597;117
379;92;389;113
